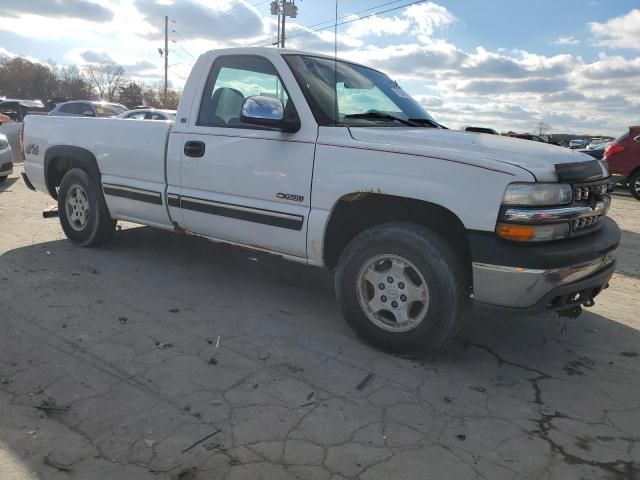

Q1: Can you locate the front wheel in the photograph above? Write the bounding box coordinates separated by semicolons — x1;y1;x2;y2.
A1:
58;168;116;246
628;171;640;200
0;175;7;183
335;223;470;356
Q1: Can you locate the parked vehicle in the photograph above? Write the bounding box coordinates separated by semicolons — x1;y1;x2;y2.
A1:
510;133;548;143
463;126;498;135
587;138;608;149
578;142;607;160
0;133;13;182
569;139;587;149
48;101;127;118
22;47;619;354
117;109;176;121
604;126;640;199
0;100;47;162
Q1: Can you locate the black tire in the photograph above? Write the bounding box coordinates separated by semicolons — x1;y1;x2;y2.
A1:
628;170;640;200
58;168;115;247
0;175;7;183
335;222;470;356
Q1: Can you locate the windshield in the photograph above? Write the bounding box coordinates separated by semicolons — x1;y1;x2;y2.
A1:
284;54;437;127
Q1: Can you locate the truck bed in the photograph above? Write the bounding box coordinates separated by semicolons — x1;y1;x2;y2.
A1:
24;115;172;192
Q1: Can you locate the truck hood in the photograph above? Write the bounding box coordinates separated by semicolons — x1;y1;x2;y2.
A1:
348;127;602;182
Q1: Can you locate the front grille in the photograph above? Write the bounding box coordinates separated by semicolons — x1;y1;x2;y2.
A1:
0;161;12;172
573;180;608;203
572;215;602;232
570;179;610;235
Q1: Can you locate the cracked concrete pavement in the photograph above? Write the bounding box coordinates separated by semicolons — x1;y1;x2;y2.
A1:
1;166;639;480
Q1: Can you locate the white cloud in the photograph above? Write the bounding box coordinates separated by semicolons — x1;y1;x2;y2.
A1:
405;2;456;37
345;16;410;38
552;36;580;46
589;9;640;50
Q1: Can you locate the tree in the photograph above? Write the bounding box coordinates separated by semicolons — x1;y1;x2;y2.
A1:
142;85;162;108
141;82;181;109
118;81;144;108
0;57;58;99
534;121;551;137
84;63;127;102
56;65;93;100
165;89;181;109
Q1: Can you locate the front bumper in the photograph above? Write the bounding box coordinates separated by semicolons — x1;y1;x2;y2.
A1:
471;217;620;313
0;160;13;176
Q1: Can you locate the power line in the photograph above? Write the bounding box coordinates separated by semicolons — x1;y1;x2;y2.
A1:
247;0;420;47
301;0;409;32
253;0;428;47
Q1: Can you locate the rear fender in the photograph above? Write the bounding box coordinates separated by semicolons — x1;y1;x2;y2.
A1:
44;145;101;199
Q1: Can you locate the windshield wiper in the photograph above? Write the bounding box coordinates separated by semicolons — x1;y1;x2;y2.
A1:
343;112;421;127
407;118;446;129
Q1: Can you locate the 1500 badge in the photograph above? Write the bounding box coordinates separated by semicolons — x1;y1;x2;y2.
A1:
25;143;40;155
277;193;304;202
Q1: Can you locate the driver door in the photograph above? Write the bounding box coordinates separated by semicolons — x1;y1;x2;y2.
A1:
176;54;316;258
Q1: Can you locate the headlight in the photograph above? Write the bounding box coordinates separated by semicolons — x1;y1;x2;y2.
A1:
503;183;572;206
0;140;8;150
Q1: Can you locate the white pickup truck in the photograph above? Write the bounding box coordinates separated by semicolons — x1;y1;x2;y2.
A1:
22;47;620;354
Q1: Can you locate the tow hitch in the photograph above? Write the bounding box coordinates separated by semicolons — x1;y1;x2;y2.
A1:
558;305;583;319
43;206;58;218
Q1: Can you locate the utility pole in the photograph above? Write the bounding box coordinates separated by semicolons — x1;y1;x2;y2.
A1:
164;15;168;108
271;1;298;48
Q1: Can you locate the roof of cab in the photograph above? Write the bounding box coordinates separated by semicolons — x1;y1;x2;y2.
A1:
198;46;373;71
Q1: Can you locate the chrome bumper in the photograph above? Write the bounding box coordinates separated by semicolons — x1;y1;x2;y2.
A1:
472;251;616;309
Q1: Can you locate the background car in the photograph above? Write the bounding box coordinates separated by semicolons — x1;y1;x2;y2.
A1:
604;126;640;199
117;108;176;121
48;101;128;118
0;99;47;162
0;133;13;182
510;133;548;143
569;139;587;149
578;142;608;160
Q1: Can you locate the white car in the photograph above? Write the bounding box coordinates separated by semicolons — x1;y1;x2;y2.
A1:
117;109;176;121
0;133;13;182
569;139;587;149
21;47;619;354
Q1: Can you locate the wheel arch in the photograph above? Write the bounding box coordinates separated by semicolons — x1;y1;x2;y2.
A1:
44;145;101;200
322;192;471;280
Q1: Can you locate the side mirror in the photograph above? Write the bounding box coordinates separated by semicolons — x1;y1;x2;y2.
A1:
82;110;95;117
240;96;299;133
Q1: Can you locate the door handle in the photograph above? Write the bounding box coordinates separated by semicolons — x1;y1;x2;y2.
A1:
184;141;205;157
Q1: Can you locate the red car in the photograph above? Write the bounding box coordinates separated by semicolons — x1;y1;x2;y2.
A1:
604;126;640;199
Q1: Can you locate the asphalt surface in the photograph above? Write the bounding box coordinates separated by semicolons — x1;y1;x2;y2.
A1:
1;165;639;480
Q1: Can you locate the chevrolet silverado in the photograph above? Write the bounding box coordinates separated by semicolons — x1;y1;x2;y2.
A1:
22;47;620;354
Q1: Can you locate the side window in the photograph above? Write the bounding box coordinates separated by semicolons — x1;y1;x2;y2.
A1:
0;106;19;121
127;112;147;119
61;103;86;115
198;55;290;128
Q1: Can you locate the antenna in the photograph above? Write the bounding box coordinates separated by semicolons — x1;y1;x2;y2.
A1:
334;0;338;127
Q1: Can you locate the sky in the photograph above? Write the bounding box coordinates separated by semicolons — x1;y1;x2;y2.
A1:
0;0;638;135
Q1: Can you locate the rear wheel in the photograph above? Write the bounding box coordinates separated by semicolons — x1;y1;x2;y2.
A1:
0;176;7;183
58;168;115;246
335;222;470;356
628;170;640;200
